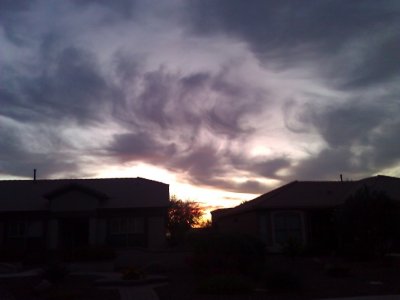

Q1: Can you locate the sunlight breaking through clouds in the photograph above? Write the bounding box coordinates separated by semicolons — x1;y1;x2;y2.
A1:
1;0;400;207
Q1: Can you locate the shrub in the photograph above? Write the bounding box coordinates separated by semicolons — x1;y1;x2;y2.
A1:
0;246;47;265
64;245;115;262
122;266;145;280
197;273;253;295
281;237;304;259
335;187;400;259
0;246;24;262
168;197;204;245
23;250;47;265
188;232;265;278
42;263;69;284
265;270;303;293
325;263;350;277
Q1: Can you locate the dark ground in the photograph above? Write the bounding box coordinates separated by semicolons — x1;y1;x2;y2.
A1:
2;253;400;299
154;254;400;299
2;274;119;300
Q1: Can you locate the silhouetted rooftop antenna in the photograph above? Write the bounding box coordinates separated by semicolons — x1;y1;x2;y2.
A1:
340;174;343;182
34;169;37;181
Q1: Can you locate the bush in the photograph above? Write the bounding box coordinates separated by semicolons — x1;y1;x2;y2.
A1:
281;237;304;259
335;187;400;259
42;263;69;284
325;263;350;277
63;245;115;262
0;246;47;265
265;270;303;293
188;232;265;278
197;273;253;295
122;266;145;280
0;246;25;262
168;197;204;245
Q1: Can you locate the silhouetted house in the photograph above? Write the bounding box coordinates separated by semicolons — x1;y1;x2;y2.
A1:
212;175;400;252
0;177;169;251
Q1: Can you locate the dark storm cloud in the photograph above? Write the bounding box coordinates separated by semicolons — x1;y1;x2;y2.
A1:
72;0;135;14
0;0;34;45
0;123;86;178
111;59;263;139
186;1;399;56
312;101;388;148
367;118;400;170
108;62;266;191
183;0;400;183
290;148;358;181
1;0;400;196
180;72;210;88
108;130;268;193
253;158;292;179
0;153;86;180
110;132;177;162
1;46;113;124
209;178;272;195
282;100;314;134
185;1;400;88
285;97;400;180
1;36;117;177
2;18;266;189
340;34;400;89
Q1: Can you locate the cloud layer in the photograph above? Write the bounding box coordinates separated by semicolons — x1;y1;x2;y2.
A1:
1;0;400;199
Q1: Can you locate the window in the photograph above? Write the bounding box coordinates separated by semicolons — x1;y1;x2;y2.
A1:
108;217;145;247
7;221;43;238
110;217;144;234
259;214;270;244
7;221;26;238
273;212;303;245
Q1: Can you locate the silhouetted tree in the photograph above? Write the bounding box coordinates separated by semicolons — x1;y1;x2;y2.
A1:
197;219;212;228
335;187;400;259
167;196;203;244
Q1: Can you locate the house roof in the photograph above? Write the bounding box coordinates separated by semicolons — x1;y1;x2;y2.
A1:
212;175;400;218
356;175;400;201
0;177;169;211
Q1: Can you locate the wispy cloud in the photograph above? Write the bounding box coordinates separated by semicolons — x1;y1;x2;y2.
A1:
1;0;399;200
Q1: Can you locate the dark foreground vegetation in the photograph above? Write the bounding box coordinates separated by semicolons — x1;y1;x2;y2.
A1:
156;230;400;299
3;274;119;300
2;232;400;299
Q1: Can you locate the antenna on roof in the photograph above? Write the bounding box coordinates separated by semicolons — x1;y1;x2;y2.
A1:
34;169;37;181
340;174;343;182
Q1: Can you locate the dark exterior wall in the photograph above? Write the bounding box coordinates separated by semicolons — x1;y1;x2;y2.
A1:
50;190;99;211
0;211;48;249
307;208;337;252
258;211;273;246
215;209;313;251
0;178;170;252
213;211;259;237
99;207;168;249
262;208;336;252
0;206;168;251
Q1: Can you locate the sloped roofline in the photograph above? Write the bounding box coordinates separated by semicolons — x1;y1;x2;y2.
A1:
44;183;109;200
0;176;168;186
212;181;298;218
212;175;400;218
0;177;170;211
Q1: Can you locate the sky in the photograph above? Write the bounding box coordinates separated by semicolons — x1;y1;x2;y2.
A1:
1;0;400;215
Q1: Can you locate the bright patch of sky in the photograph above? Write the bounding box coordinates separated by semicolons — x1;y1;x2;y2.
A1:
1;0;400;213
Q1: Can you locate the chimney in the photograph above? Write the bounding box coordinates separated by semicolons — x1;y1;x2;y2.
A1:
340;174;343;182
34;169;37;181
